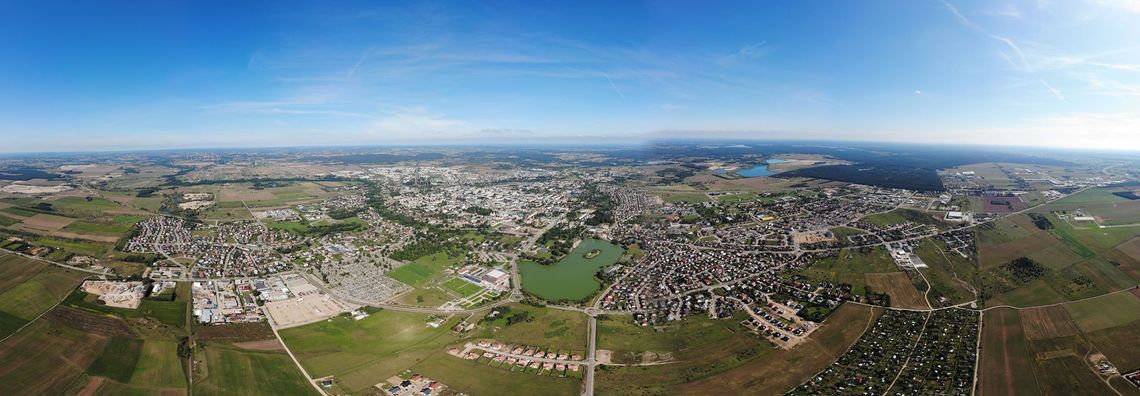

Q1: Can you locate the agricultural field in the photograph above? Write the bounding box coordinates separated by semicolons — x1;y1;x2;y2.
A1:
1019;305;1079;340
194;343;316;396
518;238;624;302
793;246;897;296
978;308;1040;396
0;255;89;338
0;318;110;395
1062;291;1140;333
279;309;461;393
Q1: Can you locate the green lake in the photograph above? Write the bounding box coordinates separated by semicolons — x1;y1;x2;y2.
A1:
519;238;624;301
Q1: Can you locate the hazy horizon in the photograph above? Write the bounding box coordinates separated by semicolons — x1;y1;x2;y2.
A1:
3;0;1139;152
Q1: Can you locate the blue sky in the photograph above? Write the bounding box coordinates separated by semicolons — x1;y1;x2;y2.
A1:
2;0;1139;152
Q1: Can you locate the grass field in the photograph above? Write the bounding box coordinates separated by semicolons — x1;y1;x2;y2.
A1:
595;313;775;396
671;303;880;395
387;252;461;287
1062;291;1140;332
279;309;461;393
195;343;316;396
864;272;928;309
410;351;581;396
861;208;949;229
662;192;710;204
63;215;147;236
915;239;978;305
519;238;624;302
598;313;761;364
978;308;1040;396
794;246;897;296
475;304;588;350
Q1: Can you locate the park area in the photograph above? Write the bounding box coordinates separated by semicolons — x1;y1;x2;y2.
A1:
519;238;624;302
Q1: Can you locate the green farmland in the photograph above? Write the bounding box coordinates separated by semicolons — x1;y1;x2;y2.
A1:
519;238;624;302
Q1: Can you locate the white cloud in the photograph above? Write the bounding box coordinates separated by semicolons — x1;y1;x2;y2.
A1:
371;107;465;135
1089;0;1140;14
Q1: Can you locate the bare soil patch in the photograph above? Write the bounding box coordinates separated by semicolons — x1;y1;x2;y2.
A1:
196;321;276;342
75;376;105;396
21;213;76;230
46;306;139;338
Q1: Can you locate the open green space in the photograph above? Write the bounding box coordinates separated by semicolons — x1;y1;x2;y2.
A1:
279;309;461;393
475;304;588;350
793;246;897;296
386;252;461;287
598;313;758;364
195;343;316;396
914;239;979;305
662;192;710;204
861;208;949;229
411;350;581;396
519;238;623;302
1049;188;1140;225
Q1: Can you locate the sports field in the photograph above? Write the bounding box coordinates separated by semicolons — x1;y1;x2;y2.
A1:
519;238;624;302
441;277;483;297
